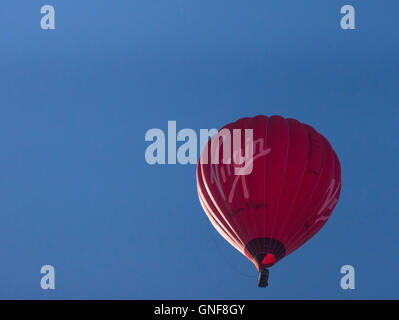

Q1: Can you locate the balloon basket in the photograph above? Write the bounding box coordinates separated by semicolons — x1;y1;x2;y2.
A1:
258;268;269;288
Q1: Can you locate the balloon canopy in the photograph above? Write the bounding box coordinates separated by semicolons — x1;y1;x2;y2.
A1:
196;115;341;287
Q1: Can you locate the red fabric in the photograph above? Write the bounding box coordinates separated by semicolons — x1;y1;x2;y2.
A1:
196;115;341;270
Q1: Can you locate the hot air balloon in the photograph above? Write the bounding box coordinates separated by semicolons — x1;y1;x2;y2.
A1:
196;115;341;287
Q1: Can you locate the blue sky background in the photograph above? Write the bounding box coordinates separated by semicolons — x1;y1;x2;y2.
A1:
0;1;398;299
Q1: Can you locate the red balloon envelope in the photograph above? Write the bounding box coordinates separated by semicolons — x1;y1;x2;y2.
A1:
196;115;341;287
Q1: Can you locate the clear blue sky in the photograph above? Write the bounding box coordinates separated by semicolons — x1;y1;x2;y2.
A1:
0;1;398;299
